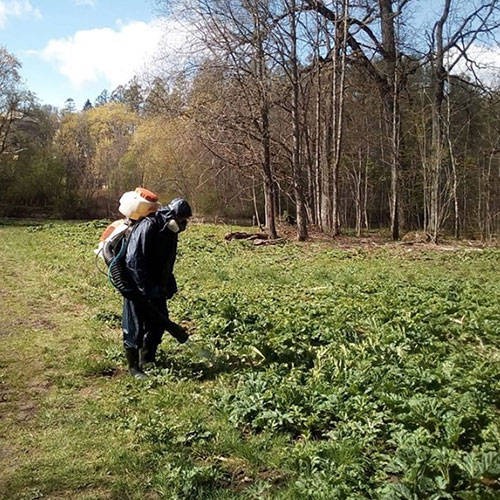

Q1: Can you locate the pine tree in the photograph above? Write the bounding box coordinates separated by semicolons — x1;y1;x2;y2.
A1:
82;99;93;111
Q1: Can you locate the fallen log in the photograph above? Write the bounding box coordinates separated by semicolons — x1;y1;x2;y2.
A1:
253;238;286;246
225;232;269;241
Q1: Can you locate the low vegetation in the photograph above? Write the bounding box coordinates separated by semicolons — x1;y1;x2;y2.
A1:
0;221;499;499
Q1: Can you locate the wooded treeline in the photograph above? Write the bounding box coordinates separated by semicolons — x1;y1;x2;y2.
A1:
1;0;500;241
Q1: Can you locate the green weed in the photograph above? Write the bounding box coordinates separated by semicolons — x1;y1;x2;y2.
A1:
0;221;499;499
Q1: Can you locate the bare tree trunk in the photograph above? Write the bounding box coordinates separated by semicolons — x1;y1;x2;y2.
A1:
363;147;369;231
415;91;429;233
443;74;460;239
262;135;278;238
304;120;315;223
448;134;459;239
379;0;400;240
478;163;483;238
390;86;400;240
260;89;277;238
290;0;307;240
331;0;349;236
484;153;493;241
252;177;261;227
314;17;323;228
428;0;452;243
429;98;444;243
330;6;340;236
356;149;362;236
462;115;471;235
254;10;278;239
321;19;333;231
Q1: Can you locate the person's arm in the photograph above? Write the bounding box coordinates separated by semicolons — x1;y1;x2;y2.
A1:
162;234;178;299
165;273;177;299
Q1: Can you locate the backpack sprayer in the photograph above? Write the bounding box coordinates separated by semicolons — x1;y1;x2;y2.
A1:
95;188;188;343
95;187;161;278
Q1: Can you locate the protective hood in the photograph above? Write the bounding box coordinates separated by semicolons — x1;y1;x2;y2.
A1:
168;198;192;219
152;198;192;233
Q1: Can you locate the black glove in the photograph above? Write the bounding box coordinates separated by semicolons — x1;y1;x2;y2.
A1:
166;320;189;344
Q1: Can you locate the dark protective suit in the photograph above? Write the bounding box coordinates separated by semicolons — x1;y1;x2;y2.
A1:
121;202;187;351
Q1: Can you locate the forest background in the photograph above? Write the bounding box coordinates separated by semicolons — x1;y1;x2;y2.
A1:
1;0;500;243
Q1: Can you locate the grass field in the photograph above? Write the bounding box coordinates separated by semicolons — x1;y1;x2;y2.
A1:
0;220;499;500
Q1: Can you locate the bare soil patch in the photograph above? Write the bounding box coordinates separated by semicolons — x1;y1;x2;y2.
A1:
214;455;287;491
271;223;499;251
0;316;57;336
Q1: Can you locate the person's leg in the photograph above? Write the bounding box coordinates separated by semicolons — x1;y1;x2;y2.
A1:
122;298;147;378
140;299;168;366
152;298;189;344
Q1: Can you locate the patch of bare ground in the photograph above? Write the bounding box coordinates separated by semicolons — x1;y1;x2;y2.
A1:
0;317;57;336
1;376;51;424
16;400;38;422
43;488;113;500
0;379;10;403
214;456;287;491
78;385;103;401
27;377;51;394
272;224;499;252
0;444;17;463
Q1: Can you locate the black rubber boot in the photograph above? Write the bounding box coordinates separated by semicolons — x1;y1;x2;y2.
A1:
125;348;148;379
139;343;158;367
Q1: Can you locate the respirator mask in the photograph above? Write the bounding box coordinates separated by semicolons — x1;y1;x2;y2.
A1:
167;218;188;233
165;198;192;233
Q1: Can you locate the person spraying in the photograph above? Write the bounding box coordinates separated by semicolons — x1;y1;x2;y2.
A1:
97;189;192;378
122;197;192;378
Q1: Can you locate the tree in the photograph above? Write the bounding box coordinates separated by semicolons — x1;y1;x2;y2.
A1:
286;0;308;240
123;77;144;113
95;89;110;107
110;85;126;103
426;0;500;242
158;0;280;237
82;99;93;111
0;47;34;157
2;104;64;212
62;98;76;114
144;75;187;117
301;0;413;239
55;103;138;213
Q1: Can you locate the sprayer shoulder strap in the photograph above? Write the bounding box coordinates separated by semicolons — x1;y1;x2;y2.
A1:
119;222;138;254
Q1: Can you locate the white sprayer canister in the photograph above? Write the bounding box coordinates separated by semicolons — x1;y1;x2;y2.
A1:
118;189;161;220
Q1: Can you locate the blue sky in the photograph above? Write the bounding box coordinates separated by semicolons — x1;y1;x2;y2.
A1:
0;0;172;109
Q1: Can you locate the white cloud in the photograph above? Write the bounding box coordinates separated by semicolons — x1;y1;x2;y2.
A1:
449;44;500;87
38;19;188;89
0;0;42;28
